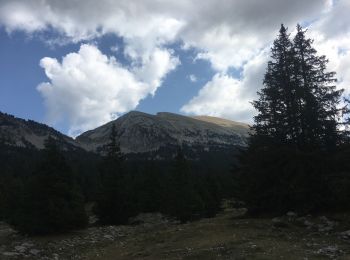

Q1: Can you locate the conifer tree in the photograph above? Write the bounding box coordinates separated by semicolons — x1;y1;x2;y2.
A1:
9;137;87;235
251;24;343;151
292;24;343;150
233;24;345;214
252;24;296;147
94;124;136;225
165;148;204;222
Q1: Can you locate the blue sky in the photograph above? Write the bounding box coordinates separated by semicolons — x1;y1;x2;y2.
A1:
0;0;349;136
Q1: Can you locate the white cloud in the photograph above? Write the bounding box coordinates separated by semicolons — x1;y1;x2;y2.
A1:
180;0;329;71
181;50;268;123
309;0;350;96
181;74;252;122
132;48;180;95
189;74;197;82
0;0;329;71
37;44;178;136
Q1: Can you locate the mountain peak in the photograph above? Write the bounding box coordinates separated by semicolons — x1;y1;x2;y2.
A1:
76;111;250;157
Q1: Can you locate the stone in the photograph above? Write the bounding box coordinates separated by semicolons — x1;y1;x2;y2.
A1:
319;216;328;222
286;211;297;218
14;245;27;253
272;217;288;228
103;234;114;240
29;249;41;255
303;220;314;228
339;230;350;240
2;252;21;256
316;245;343;258
21;242;34;248
318;225;333;233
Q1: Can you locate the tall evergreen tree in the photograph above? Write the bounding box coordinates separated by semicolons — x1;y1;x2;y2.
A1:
94;124;136;225
251;24;343;151
292;24;343;150
8;137;87;235
233;24;346;214
252;24;296;147
165;148;204;222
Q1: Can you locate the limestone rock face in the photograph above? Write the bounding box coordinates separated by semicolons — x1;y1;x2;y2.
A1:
76;111;250;155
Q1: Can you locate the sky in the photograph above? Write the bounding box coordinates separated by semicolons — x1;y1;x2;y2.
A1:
0;0;349;136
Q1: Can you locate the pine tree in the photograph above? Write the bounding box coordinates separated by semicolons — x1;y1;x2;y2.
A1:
292;24;343;150
252;24;296;147
165;148;204;222
134;161;165;213
251;24;343;151
8;137;87;235
233;24;345;214
94;124;136;225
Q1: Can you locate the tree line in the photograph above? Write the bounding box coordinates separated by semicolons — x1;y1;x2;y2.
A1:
0;127;232;235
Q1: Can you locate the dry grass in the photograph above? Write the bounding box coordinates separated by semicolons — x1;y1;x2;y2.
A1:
86;211;350;260
2;210;350;259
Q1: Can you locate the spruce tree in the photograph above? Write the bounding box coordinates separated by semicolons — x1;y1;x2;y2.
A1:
94;124;136;225
292;24;343;150
165;148;204;222
252;24;343;151
234;24;345;214
252;24;296;147
8;137;87;235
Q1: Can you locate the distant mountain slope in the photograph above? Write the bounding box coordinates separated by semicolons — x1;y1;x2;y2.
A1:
0;112;80;150
0;111;250;159
76;111;250;156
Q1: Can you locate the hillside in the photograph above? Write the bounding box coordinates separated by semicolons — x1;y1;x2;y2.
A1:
76;111;250;157
0;111;249;158
0;112;80;150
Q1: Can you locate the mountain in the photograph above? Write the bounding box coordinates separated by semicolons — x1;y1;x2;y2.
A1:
0;111;250;159
76;111;250;158
0;112;80;150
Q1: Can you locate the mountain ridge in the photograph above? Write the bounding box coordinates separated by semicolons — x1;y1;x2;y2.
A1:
76;111;250;156
0;111;80;150
0;111;250;159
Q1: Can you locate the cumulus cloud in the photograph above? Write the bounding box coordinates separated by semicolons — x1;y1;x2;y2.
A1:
309;0;350;96
0;0;329;70
181;74;253;122
181;50;268;123
37;44;178;136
